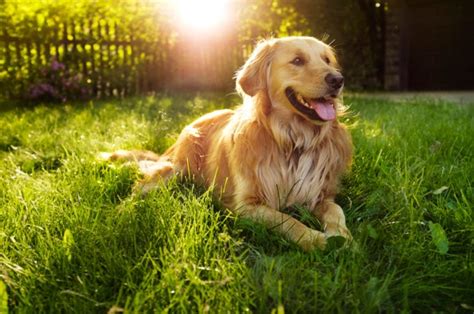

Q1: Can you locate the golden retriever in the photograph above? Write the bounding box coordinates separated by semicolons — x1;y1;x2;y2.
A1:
102;36;352;251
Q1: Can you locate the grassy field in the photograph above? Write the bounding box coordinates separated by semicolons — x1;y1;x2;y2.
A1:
0;94;473;313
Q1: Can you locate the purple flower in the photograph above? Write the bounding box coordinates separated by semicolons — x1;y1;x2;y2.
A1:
28;83;59;99
27;58;92;102
51;59;65;71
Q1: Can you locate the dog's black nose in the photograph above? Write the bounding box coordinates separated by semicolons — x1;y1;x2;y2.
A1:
325;73;344;90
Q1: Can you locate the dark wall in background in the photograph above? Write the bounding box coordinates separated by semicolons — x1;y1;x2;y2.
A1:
386;0;474;90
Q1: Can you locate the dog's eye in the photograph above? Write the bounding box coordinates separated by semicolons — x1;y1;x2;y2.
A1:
290;57;305;66
323;56;330;64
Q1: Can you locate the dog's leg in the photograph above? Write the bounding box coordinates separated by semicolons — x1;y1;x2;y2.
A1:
99;149;161;162
237;205;327;251
313;200;352;240
100;149;176;194
133;160;176;194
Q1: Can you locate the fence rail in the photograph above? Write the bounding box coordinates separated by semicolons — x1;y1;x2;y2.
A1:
0;17;247;100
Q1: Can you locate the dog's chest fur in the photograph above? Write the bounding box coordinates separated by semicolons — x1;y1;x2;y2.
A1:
256;119;339;210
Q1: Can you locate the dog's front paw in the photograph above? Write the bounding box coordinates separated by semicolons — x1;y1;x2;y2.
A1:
325;223;352;241
132;178;157;196
297;229;327;251
324;225;352;250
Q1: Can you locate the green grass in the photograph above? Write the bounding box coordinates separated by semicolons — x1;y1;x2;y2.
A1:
1;94;473;313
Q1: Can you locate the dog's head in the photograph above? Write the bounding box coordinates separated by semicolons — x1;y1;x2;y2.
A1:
236;36;344;123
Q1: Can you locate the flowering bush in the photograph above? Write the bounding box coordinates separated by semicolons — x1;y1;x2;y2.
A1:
27;58;91;102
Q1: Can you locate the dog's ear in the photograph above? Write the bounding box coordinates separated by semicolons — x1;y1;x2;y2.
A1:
236;39;276;97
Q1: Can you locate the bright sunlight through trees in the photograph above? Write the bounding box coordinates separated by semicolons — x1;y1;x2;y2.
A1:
169;0;232;32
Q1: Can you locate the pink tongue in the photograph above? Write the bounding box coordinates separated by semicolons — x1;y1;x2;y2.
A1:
309;99;336;121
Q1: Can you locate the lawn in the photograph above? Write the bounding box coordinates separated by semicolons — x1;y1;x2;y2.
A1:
0;94;473;313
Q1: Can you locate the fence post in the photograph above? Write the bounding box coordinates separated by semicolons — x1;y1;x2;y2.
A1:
80;19;88;86
105;21;113;96
97;20;104;97
71;20;79;73
26;40;32;83
130;34;138;95
34;18;42;67
44;19;51;64
62;21;68;62
2;27;11;98
88;19;97;96
54;20;60;59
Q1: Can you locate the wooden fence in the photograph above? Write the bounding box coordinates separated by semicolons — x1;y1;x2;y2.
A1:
0;17;248;100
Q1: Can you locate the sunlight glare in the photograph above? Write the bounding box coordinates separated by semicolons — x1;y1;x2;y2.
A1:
172;0;231;31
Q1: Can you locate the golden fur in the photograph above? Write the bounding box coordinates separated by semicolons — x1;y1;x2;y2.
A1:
103;36;353;251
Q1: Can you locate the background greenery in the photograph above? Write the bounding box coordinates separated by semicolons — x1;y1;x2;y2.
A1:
0;94;473;312
0;0;386;101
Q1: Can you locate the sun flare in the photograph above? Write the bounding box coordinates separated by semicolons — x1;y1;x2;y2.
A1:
170;0;231;32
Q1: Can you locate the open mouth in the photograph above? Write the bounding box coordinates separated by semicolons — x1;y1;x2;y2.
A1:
285;87;336;121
